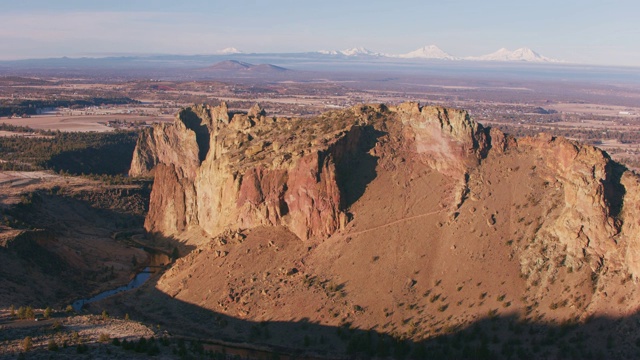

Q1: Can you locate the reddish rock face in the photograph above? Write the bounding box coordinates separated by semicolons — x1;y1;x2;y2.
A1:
284;151;343;240
133;104;387;241
132;103;370;242
132;102;640;280
396;102;490;176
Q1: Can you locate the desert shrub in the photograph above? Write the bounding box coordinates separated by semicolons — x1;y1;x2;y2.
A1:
122;339;133;350
135;337;148;353
48;339;59;351
99;333;110;343
51;320;62;331
22;337;32;352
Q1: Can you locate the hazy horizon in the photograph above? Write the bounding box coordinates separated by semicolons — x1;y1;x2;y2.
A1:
1;0;639;67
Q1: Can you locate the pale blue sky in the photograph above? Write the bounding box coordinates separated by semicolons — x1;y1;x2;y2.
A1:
0;0;638;66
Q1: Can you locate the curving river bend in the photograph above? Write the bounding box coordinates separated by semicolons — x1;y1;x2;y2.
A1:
72;249;170;312
72;267;152;313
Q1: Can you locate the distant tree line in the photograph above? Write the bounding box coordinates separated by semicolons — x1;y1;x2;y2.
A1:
0;97;139;117
0;131;138;175
0;123;37;133
494;124;640;145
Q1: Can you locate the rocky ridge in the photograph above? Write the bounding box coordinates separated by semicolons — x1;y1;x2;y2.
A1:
126;101;640;355
132;102;640;278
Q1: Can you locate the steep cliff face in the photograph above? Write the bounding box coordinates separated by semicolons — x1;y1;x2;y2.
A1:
395;102;489;175
133;103;386;242
515;134;626;272
133;103;640;275
127;102;640;355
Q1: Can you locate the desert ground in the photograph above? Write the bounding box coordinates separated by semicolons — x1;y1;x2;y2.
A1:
1;67;640;358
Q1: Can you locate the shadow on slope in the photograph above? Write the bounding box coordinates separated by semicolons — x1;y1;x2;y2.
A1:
604;161;627;219
334;125;385;208
46;141;137;175
180;108;210;162
0;188;149;308
91;281;640;360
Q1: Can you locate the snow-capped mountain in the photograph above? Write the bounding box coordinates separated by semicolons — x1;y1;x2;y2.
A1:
468;47;557;62
397;45;458;60
218;47;243;55
313;46;560;63
317;47;381;57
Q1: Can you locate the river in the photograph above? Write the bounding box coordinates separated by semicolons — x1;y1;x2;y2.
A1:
72;267;153;313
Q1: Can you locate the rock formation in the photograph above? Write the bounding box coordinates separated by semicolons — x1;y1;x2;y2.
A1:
132;102;640;276
132;102;370;241
128;101;640;355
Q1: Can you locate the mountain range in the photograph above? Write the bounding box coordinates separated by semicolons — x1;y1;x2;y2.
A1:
202;60;288;73
308;45;559;62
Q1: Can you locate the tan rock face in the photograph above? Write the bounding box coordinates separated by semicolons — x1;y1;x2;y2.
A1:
133;104;381;242
393;102;489;175
620;172;640;275
127;101;640;355
132;102;640;282
516;134;628;271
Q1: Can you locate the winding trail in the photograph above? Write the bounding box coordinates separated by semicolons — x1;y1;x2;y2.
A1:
346;208;445;237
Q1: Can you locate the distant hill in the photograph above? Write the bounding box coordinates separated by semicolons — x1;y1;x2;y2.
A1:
202;60;288;73
467;47;559;63
397;45;458;60
317;47;382;57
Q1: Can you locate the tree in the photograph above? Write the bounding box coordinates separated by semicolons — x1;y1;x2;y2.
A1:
17;306;26;319
44;306;52;319
23;336;32;352
102;310;109;320
10;304;15;317
25;306;35;319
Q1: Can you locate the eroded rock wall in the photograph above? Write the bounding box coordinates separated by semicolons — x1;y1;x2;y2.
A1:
133;103;375;242
132;102;640;280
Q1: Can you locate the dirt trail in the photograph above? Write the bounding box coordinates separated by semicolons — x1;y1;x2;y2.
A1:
347;209;445;237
